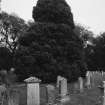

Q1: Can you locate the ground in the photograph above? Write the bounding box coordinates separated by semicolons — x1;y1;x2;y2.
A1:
10;83;103;105
67;87;103;105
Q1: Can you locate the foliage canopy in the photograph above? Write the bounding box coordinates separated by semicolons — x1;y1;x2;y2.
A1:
18;0;86;82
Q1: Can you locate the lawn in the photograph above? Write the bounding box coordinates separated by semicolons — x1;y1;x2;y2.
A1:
8;83;103;105
68;87;103;105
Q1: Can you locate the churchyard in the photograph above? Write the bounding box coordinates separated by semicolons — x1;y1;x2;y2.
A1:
0;0;105;104
0;71;105;105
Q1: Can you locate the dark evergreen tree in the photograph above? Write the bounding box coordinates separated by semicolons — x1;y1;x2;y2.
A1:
33;0;74;28
19;0;86;82
0;47;12;70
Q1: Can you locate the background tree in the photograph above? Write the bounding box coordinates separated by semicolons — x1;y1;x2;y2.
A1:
0;12;28;53
0;47;12;70
74;23;94;47
0;12;28;68
18;0;86;82
86;32;105;71
74;23;96;71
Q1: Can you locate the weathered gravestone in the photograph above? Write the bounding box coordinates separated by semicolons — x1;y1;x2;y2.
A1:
78;77;84;92
57;76;68;96
91;72;96;87
86;71;91;88
56;76;64;88
46;84;56;104
60;78;68;97
24;77;41;105
56;76;70;103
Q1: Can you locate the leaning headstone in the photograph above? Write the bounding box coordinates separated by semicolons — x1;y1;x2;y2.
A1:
24;77;41;105
78;77;84;92
46;84;56;104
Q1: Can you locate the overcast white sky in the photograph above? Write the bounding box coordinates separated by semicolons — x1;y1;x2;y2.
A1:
1;0;105;35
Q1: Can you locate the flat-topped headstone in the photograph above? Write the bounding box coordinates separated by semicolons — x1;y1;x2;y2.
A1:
24;77;41;83
24;77;41;105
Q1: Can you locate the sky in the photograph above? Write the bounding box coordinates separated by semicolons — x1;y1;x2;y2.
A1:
1;0;105;35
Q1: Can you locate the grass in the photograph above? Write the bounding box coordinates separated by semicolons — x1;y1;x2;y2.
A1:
12;83;103;105
5;77;104;105
68;87;103;105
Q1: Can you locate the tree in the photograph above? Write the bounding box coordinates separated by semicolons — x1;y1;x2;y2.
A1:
87;32;105;71
0;12;28;67
33;0;75;28
83;32;105;71
19;0;86;82
74;23;96;71
0;12;28;52
0;47;12;70
74;23;94;47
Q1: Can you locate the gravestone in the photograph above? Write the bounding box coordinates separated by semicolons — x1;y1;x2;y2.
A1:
91;72;95;87
78;77;84;92
60;78;68;97
24;77;41;105
46;84;56;104
59;78;70;103
56;76;70;104
86;71;91;88
56;76;64;88
56;76;68;96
